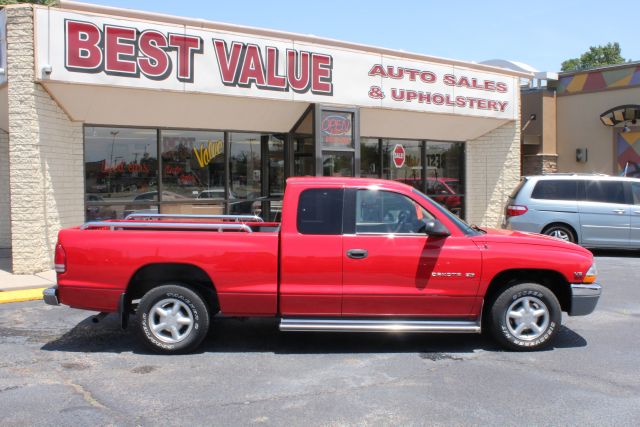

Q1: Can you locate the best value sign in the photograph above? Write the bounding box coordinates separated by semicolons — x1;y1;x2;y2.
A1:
35;8;518;120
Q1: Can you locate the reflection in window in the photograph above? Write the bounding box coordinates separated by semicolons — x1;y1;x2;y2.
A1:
323;152;354;177
356;190;433;234
84;127;158;221
161;130;225;200
360;138;380;178
425;141;464;217
382;139;422;189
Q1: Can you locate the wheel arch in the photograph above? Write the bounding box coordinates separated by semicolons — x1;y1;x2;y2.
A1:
482;268;571;319
126;263;219;314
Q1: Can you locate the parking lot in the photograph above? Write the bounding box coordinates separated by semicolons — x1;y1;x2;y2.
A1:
1;251;639;426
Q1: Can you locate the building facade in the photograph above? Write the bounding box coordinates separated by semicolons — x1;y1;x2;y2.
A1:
522;62;640;177
0;2;526;274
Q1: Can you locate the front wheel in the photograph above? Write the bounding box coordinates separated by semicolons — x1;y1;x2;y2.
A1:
488;283;561;351
543;224;576;243
137;284;210;354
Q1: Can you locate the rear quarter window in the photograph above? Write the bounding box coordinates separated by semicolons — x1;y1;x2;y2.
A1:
297;188;344;235
531;180;578;201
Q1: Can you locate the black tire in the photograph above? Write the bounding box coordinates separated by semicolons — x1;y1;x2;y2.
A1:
543;224;576;243
488;283;561;351
136;284;210;354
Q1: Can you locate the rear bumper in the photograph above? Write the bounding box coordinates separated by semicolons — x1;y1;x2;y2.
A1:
43;285;59;306
569;283;601;316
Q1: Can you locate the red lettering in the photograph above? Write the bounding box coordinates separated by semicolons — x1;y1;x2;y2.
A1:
311;54;332;94
265;46;286;89
168;34;202;82
484;80;496;91
238;44;266;87
138;30;169;78
420;71;436;83
487;100;497;110
391;88;405;101
443;74;456;86
386;66;404;79
368;64;387;77
104;25;137;75
287;50;310;92
213;39;243;84
406;69;420;81
496;82;508;93
65;20;102;71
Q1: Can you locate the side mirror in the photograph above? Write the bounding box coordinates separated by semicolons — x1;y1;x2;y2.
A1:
421;219;450;237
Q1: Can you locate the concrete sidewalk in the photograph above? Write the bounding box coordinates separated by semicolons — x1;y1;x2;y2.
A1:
0;251;55;303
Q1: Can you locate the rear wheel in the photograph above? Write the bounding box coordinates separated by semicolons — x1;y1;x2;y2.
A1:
543;224;576;243
137;284;210;354
488;282;561;351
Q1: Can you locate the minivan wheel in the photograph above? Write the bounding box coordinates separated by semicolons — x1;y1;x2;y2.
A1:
543;224;576;243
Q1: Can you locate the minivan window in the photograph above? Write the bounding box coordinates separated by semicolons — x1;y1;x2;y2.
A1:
509;178;528;199
297;189;344;234
632;182;640;205
531;180;578;201
584;181;626;204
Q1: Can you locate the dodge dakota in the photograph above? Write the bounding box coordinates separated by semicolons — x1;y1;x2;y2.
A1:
44;177;601;353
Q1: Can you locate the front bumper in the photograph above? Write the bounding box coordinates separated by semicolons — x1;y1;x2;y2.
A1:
43;285;59;306
569;283;601;316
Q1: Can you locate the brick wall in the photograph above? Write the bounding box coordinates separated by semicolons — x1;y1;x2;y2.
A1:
465;119;521;228
6;5;83;274
0;130;10;249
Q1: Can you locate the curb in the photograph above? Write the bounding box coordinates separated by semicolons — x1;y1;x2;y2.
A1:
0;288;47;304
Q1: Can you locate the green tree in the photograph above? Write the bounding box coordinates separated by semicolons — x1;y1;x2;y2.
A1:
561;42;627;72
0;0;58;5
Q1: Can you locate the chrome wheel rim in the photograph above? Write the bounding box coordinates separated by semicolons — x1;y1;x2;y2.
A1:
506;296;549;341
549;229;570;241
148;298;194;344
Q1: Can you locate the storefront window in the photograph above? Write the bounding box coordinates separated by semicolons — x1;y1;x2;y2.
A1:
382;139;422;190
323;152;354;176
425;141;465;217
84;126;158;220
360;138;380;178
320;110;354;148
229;132;262;214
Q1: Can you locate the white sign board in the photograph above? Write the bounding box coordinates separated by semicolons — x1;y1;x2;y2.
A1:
35;8;518;120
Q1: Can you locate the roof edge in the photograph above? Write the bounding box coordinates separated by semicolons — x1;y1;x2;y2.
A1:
56;1;532;79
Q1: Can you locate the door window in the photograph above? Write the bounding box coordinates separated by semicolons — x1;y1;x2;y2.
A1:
355;190;433;234
584;181;626;204
632;183;640;205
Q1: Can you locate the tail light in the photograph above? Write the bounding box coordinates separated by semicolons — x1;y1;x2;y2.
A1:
506;205;528;217
54;243;66;274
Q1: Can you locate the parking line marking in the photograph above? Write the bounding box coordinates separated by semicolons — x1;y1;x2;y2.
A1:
0;288;47;304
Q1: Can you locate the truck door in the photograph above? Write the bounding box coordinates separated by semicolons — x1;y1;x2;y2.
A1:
341;188;481;317
279;186;344;316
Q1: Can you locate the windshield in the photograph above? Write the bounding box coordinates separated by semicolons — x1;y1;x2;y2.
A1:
412;188;480;236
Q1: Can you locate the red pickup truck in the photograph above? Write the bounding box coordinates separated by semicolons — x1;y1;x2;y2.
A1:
44;177;601;353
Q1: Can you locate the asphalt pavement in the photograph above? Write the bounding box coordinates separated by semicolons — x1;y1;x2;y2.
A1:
0;251;639;426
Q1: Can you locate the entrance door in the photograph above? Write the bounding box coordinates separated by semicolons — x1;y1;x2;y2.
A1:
341;189;481;317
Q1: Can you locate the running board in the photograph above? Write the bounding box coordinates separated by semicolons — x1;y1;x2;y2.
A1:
279;318;481;333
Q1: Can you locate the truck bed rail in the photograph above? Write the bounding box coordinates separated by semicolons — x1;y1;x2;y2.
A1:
124;213;263;222
80;221;253;232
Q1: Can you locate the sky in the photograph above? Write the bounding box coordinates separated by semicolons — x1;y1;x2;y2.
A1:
86;0;637;73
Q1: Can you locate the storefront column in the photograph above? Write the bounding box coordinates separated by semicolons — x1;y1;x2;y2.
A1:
5;5;83;274
0;130;10;251
465;119;521;228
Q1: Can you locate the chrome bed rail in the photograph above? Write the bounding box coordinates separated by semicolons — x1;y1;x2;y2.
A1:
124;213;263;222
81;221;253;232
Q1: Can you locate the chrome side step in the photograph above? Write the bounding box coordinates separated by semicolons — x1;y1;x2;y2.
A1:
279;318;481;334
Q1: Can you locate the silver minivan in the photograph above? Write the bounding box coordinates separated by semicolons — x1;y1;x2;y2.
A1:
503;174;640;249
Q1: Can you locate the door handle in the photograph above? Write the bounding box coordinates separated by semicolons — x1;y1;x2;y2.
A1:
346;249;368;259
612;209;626;214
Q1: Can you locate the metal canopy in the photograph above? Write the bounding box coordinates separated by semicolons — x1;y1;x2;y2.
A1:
599;104;640;126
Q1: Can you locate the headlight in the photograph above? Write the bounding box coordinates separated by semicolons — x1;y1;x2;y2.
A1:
583;263;597;284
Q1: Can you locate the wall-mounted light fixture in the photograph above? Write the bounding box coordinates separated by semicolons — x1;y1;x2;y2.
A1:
522;113;537;132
